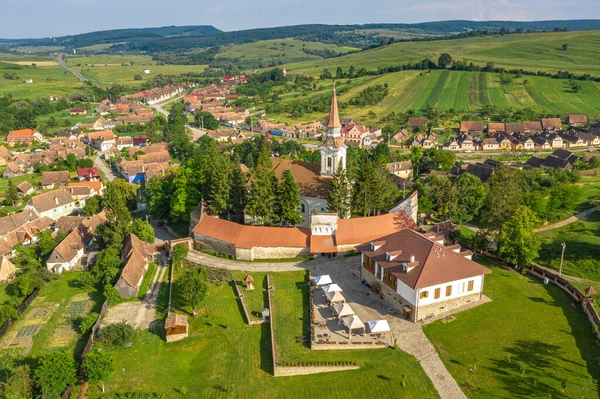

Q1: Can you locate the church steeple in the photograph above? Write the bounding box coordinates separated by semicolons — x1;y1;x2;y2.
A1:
319;83;347;178
327;83;341;130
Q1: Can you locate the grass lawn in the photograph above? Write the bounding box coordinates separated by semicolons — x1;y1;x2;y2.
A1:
537;211;600;280
0;173;41;201
424;257;600;398
91;269;437;398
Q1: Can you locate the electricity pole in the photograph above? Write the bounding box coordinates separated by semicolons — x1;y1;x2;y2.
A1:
558;242;566;276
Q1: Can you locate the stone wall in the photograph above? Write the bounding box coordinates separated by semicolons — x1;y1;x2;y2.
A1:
233;280;265;326
251;246;310;261
274;364;359;376
193;232;236;256
417;292;482;322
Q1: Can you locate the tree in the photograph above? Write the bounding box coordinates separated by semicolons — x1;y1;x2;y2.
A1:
410;146;423;175
100;321;134;346
83;350;115;393
172;244;189;266
370;156;400;215
206;152;231;216
131;218;155;243
34;351;77;399
481;165;523;231
95;179;136;248
5;179;18;206
195;111;219;130
451;173;487;223
79;312;99;334
229;163;247;218
335;67;344;79
245;146;276;225
82;195;101;216
275;169;303;226
327;163;351;218
178;268;208;316
498;206;541;267
91;246;122;286
562;43;568;51
438;53;453;68
3;365;33;399
133;74;142;81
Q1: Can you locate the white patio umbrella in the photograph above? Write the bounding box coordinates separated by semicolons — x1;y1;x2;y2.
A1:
313;275;333;287
342;315;365;332
322;283;342;293
325;290;346;304
367;320;391;333
333;302;354;318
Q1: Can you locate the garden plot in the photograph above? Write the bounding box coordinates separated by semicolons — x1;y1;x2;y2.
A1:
48;294;93;349
0;304;56;356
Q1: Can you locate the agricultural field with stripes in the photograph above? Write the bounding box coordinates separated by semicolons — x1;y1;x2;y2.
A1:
272;69;600;124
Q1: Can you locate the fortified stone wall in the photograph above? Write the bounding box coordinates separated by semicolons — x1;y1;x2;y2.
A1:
193;233;235;256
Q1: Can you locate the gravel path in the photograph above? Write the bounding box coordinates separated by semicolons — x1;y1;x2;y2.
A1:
187;250;467;398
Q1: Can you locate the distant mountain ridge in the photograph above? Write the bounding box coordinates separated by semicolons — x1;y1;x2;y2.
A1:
2;20;599;51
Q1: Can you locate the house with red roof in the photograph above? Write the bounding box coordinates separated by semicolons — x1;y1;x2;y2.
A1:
77;167;101;182
6;129;36;147
357;229;490;322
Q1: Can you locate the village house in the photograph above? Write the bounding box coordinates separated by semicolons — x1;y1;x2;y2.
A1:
3;162;23;179
496;133;514;150
481;138;499;151
357;229;490;322
390;130;409;145
571;130;600;146
341;124;370;146
487;122;505;134
6;129;36;147
68;181;104;196
568;114;587;127
515;134;535;150
16;181;34;196
408;118;428;131
115;234;157;298
70;109;87;116
115;136;134;150
561;134;587;148
0;256;16;282
540;132;564;148
460;136;476;151
505;123;525;135
526;149;579;171
541;118;563;131
422;133;438;149
77;167;101;181
25;189;76;220
446;139;460;151
524;121;543;134
387;161;413;180
46;229;86;274
41;171;70;190
0;146;12;166
460;121;484;135
82;130;116;151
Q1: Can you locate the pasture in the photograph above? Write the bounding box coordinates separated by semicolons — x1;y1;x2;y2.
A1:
0;61;83;98
286;31;600;76
424;257;600;399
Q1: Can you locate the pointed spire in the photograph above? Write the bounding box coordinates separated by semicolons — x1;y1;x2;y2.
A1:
327;82;341;129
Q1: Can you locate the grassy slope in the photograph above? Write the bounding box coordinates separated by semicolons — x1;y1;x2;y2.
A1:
0;62;82;98
95;270;437;398
217;38;357;64
537;211;600;280
424;257;600;399
286;31;600;76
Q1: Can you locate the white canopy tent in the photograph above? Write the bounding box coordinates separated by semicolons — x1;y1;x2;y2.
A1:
342;315;365;332
323;284;342;293
367;320;391;333
333;303;354;318
313;275;333;287
325;290;346;304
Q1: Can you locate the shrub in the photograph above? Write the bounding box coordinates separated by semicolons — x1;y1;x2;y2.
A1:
99;322;134;347
79;312;99;334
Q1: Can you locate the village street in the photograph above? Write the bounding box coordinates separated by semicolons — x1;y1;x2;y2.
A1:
186;250;468;399
94;156;116;181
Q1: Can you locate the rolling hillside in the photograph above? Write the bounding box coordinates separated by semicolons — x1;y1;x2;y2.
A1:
267;70;600;125
286;31;600;76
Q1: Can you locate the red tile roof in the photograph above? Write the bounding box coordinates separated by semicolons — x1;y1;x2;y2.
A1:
336;211;418;245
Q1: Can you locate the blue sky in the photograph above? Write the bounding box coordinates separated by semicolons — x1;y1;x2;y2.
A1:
1;0;598;38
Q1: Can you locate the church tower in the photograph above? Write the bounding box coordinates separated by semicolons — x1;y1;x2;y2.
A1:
319;84;347;178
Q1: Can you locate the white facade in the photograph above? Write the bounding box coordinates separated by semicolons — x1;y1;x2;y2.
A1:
47;247;84;274
26;201;77;221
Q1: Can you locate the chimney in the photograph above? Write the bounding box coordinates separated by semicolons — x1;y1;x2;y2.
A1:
54;196;59;205
409;255;415;262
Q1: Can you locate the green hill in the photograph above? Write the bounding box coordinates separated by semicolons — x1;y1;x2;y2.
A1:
286;31;600;77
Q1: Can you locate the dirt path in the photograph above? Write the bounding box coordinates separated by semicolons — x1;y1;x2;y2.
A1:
533;206;599;232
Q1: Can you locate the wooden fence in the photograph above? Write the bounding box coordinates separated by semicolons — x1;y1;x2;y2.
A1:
0;288;39;340
529;265;600;336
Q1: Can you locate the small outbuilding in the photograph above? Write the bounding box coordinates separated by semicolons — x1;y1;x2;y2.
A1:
165;313;189;343
585;286;597;298
333;302;354;319
0;256;16;282
325;290;346;305
245;275;255;291
342;315;365;333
